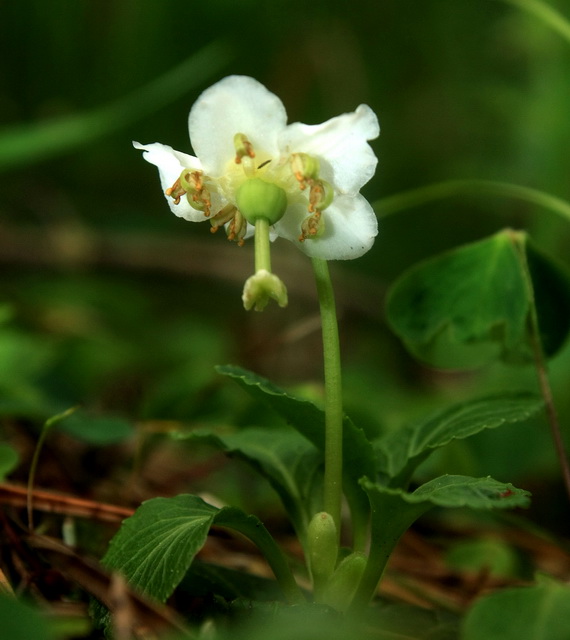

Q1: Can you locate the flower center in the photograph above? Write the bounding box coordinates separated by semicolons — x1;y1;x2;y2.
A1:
165;133;334;244
236;177;287;225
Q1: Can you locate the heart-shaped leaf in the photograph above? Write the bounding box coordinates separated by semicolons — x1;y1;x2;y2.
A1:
386;229;570;367
102;494;302;605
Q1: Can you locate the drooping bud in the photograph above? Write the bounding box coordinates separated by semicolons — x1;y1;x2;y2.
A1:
236;177;288;225
306;512;338;594
242;269;288;311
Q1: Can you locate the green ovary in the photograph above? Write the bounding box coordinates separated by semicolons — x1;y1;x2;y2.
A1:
235;177;288;225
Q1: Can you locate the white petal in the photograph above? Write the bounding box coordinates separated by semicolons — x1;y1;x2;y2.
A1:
133;141;206;222
274;194;378;260
188;76;287;176
278;104;379;195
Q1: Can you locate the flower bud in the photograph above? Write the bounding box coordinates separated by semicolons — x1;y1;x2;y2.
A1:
321;551;367;612
307;512;338;592
236;177;287;225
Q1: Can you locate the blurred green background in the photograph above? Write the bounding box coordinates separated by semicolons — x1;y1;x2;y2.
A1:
1;0;570;515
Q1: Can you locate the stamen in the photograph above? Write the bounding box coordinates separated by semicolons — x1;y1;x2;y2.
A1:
308;179;333;213
179;170;211;216
165;177;186;205
226;210;247;246
299;211;325;242
210;203;237;233
234;133;255;164
290;153;320;191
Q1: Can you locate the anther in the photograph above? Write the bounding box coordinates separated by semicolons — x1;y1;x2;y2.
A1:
299;211;325;242
308;179;333;213
234;133;255;164
226;211;247;246
179;169;211;216
291;153;320;191
210;203;238;234
165;177;186;205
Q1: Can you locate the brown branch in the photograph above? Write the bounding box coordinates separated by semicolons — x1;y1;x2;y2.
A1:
0;483;134;523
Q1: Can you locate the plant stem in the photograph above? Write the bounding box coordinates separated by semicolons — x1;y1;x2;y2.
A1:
254;217;271;272
311;258;343;536
27;406;79;530
373;179;570;224
500;0;570;45
514;233;570;501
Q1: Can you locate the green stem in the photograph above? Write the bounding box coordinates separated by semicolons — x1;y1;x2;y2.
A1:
513;233;570;500
499;0;570;45
216;516;305;605
311;258;343;536
27;406;79;530
254;217;272;272
373;179;570;223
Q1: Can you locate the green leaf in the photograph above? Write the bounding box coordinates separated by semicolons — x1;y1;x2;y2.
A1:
386;229;570;367
445;538;520;578
102;494;218;602
179;427;322;545
462;580;570;640
216;365;376;549
407;475;530;509
350;476;530;610
526;239;570;357
0;442;19;481
216;365;376;491
375;393;543;486
0;595;55;640
102;494;303;605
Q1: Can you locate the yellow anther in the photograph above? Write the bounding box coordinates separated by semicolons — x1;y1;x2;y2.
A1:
226;210;247;246
165;177;186;205
179;169;211;216
308;179;333;213
299;211;325;242
290;153;320;190
233;133;255;164
210;203;238;233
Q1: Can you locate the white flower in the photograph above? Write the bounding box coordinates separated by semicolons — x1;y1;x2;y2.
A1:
134;75;379;261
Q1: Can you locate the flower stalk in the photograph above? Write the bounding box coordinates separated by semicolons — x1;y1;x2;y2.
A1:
254;217;272;273
312;257;344;538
